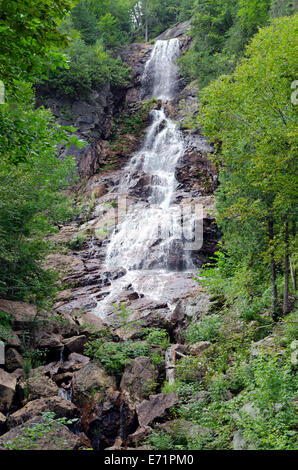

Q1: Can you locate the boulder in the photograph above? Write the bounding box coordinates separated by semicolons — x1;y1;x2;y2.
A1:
36;333;64;349
26;374;59;401
0;415;80;450
7;396;79;429
63;335;87;354
127;425;152;446
5;348;24;372
76;312;107;335
0;299;37;329
190;341;212;356
0;330;21;348
72;360;116;405
0;369;16;412
136;393;178;427
120;356;158;402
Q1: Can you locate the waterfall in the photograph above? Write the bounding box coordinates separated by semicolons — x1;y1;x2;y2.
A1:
93;38;197;318
141;39;181;101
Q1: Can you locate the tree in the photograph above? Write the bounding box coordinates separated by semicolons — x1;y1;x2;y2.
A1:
198;15;298;318
0;83;79;304
0;0;75;86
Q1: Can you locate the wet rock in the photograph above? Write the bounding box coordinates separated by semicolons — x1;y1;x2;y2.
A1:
72;360;116;406
136;392;178;427
190;341;212;356
26;375;59;401
0;299;37;329
0;369;16;413
7;396;80;429
43;353;90;379
120;357;158;402
5;348;24;372
0;415;80;450
63;335;87;354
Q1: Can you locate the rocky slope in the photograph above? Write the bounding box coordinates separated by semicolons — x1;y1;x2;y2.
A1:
0;22;221;450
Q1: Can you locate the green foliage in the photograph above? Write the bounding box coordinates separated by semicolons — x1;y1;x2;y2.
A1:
41;39;131;100
179;0;297;88
2;412;78;450
84;339;150;377
0;0;75;87
184;315;222;344
198;15;298;317
84;325;169;377
176;355;207;383
146;328;170;349
68;233;86;250
153;315;297;450
0;84;78;304
0;311;13;343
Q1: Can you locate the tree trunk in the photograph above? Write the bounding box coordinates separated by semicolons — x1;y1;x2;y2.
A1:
283;221;290;315
145;19;148;42
268;218;278;321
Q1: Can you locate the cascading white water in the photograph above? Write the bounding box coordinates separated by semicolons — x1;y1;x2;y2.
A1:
93;38;196;318
141;39;181;101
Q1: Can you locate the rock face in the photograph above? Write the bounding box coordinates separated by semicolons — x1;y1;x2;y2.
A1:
155;20;191;40
36;82;126;178
190;341;212;356
0;21;222;451
120;356;158;402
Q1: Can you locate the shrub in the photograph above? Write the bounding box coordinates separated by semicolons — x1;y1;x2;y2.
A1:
84;339;150;378
41;39;131;100
184;315;222;344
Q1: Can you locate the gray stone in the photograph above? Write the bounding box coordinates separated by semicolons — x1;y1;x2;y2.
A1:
190;341;212;356
0;415;80;450
0;369;16;412
232;431;248;450
7;396;79;429
5;348;24;372
72;360;116;405
63;335;87;354
26;374;59;401
136;393;178;427
120;356;158;402
0;299;37;329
